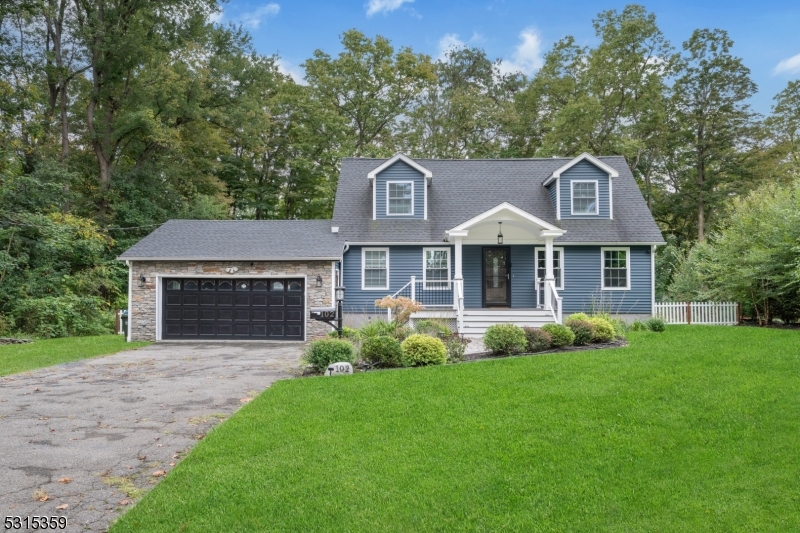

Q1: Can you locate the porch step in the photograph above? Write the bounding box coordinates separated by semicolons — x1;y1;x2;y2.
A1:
461;309;555;334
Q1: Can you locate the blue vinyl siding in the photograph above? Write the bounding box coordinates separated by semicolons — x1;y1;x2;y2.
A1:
462;245;538;308
547;183;557;212
342;245;453;312
374;160;426;219
560;246;651;314
559;160;611;219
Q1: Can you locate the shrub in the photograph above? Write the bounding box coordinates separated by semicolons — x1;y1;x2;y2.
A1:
374;296;424;324
400;334;447;366
414;319;451;338
483;324;527;355
608;317;628;339
443;335;469;363
359;319;397;338
646;317;666;332
360;335;403;367
393;325;414;342
523;327;552;353
327;327;361;340
13;295;112;338
303;339;356;372
567;312;590;322
565;319;595;346
588;317;615;342
630;319;649;331
541;323;575;347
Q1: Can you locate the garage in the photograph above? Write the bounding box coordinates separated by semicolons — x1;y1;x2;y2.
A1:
162;278;305;340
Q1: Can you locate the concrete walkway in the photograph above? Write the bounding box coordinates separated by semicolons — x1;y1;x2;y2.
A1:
0;342;304;532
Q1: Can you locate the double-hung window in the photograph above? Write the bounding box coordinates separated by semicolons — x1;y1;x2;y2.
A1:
362;248;389;290
571;181;598;215
423;248;450;289
602;247;629;290
535;248;564;290
387;181;413;215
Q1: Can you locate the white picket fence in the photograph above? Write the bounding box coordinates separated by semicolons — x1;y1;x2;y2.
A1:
655;301;739;325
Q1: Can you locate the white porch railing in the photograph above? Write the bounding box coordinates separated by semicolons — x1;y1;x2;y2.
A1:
387;276;455;321
454;278;464;332
655;301;739;325
546;279;563;324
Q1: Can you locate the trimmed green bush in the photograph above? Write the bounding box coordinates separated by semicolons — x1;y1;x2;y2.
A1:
360;335;403;367
327;327;361;340
400;334;447;366
567;312;590;322
359;320;397;338
523;327;552;352
414;319;451;338
483;324;527;355
303;339;356;372
630;319;649;331
646;317;667;332
541;323;575;347
565;319;595;346
608;317;628;339
588;317;615;342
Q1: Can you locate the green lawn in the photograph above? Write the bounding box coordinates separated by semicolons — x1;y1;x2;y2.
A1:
111;326;800;532
0;335;150;376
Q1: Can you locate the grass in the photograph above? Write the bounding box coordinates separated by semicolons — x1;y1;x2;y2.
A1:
111;326;800;532
0;335;150;376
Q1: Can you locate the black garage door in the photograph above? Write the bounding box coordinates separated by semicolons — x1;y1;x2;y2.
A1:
162;278;304;340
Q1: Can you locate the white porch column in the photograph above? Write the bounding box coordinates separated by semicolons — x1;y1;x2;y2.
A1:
544;236;554;308
454;236;463;280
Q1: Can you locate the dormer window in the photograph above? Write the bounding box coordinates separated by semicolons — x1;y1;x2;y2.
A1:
571;180;598;215
387;181;413;215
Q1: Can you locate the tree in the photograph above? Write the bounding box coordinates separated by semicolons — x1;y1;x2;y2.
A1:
304;29;435;157
767;80;800;181
667;29;758;241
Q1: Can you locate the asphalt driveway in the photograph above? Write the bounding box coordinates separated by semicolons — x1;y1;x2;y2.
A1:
0;342;304;532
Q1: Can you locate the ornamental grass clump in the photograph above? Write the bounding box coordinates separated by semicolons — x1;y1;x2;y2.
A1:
483;324;527;355
646;317;666;332
360;335;403;367
565;319;595;346
400;334;447;366
523;327;552;353
414;319;451;338
303;339;356;372
587;317;615;342
540;323;575;347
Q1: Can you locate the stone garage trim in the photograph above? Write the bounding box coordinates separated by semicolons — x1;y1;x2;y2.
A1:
129;260;335;341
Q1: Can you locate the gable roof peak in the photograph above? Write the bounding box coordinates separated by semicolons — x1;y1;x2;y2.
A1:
367;153;433;180
542;152;620;186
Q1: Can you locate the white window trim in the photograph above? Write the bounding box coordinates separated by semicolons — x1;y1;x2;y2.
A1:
362;247;390;290
386;181;414;216
601;247;631;291
534;247;565;290
570;180;599;216
422;247;451;290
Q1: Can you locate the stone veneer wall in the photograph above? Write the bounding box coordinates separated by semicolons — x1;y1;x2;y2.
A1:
128;260;334;341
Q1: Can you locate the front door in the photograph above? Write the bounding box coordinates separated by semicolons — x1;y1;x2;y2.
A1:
483;247;510;307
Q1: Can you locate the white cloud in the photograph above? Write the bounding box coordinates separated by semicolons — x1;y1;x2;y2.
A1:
208;8;224;24
240;3;280;29
774;52;800;75
437;33;466;61
366;0;414;17
276;59;306;85
498;27;544;76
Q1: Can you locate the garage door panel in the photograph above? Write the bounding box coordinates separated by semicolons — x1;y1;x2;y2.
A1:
162;278;304;340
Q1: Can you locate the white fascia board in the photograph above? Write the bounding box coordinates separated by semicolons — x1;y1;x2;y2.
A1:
346;241;448;246
543;152;620;186
449;202;562;233
367;153;432;180
557;242;666;246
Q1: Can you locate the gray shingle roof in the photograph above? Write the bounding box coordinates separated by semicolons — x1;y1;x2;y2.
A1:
118;220;344;260
332;156;665;244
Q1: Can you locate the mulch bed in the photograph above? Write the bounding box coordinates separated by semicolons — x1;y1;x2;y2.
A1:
461;338;628;362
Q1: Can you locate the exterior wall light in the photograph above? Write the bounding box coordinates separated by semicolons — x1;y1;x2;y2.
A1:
138;275;146;287
497;221;504;245
316;275;323;288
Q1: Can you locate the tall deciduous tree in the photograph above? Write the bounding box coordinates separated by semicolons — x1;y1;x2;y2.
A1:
767;80;800;181
303;29;435;157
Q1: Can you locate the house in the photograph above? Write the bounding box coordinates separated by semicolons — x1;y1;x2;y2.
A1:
119;153;664;341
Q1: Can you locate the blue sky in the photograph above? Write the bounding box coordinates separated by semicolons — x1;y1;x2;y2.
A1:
213;0;800;114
